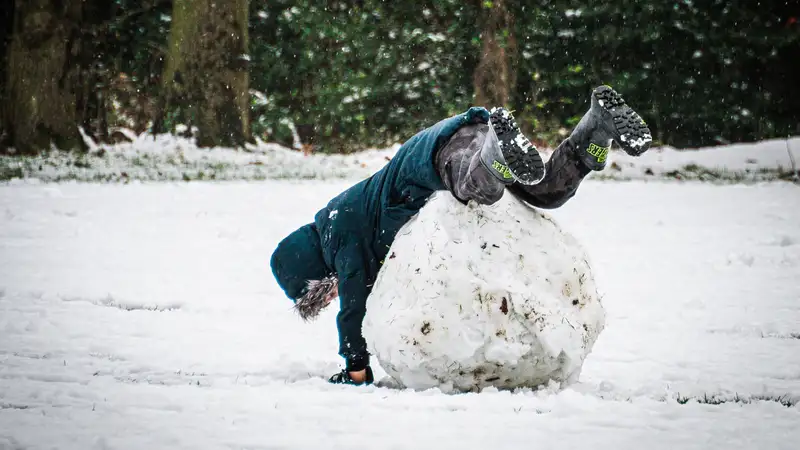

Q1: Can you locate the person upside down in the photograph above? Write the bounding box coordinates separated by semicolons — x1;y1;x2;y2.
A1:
270;86;653;385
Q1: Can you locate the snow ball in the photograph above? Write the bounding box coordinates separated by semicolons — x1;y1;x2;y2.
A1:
363;193;605;392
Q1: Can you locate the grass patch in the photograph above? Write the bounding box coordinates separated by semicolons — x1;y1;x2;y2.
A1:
673;392;797;408
0;164;24;180
660;164;796;183
0;402;30;410
763;331;800;340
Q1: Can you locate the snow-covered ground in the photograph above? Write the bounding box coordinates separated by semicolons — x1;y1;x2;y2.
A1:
1;180;799;449
2;134;798;183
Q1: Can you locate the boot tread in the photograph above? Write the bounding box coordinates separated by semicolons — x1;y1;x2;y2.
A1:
489;108;546;185
593;86;652;155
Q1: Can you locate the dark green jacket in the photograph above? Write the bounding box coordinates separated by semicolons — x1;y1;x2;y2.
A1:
271;107;490;370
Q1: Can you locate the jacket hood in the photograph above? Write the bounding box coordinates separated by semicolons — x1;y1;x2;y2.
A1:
271;224;332;301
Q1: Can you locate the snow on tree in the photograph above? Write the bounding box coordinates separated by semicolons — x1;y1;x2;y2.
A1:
363;193;605;392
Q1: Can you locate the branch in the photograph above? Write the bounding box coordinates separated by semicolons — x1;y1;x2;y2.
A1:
787;138;798;181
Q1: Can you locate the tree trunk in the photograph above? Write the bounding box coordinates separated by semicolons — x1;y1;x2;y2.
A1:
473;0;517;108
0;0;13;150
74;0;114;145
157;0;250;148
3;0;83;154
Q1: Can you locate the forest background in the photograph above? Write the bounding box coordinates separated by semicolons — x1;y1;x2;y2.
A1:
1;0;797;155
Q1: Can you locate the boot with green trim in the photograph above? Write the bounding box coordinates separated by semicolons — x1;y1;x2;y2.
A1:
569;85;653;171
480;107;546;186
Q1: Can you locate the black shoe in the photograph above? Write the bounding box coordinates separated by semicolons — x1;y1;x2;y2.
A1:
480;107;546;186
328;366;375;386
569;86;653;171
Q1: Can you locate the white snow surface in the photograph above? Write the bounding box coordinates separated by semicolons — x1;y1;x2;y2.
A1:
1;180;799;449
364;193;605;391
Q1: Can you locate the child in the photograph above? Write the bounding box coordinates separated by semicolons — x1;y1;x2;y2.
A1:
271;86;652;385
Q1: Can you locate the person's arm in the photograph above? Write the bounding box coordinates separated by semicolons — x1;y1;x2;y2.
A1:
333;239;374;374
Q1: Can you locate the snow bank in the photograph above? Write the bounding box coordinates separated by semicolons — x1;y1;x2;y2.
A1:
592;136;800;181
363;193;605;392
1;132;797;183
0;134;397;183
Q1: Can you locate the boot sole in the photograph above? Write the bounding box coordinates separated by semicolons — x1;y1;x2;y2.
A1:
489;107;546;185
593;86;652;155
503;143;546;185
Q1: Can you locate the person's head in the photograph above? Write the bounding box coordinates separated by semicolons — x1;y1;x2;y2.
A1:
271;224;332;299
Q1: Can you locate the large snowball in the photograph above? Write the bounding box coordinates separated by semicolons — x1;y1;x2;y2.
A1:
363;192;605;392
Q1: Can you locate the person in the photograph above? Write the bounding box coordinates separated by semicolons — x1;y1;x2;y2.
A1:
270;86;652;385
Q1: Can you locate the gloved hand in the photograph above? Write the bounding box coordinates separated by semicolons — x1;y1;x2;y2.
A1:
463;106;490;125
328;366;375;386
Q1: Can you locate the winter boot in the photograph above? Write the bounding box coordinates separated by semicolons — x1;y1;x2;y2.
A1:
328;366;375;386
480;107;546;186
568;85;652;171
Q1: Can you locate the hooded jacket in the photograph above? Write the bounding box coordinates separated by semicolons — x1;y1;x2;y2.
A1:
271;107;491;370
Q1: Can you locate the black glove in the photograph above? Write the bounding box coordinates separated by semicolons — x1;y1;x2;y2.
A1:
328;366;375;386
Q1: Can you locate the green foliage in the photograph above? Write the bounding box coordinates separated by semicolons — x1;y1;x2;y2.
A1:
249;0;481;152
7;0;796;152
71;0;173;136
511;0;800;148
249;0;798;151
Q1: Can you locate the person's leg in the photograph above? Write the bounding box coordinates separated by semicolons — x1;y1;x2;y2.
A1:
435;108;546;205
436;123;506;205
507;138;590;209
509;85;652;209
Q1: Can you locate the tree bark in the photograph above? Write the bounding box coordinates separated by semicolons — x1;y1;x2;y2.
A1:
157;0;250;147
473;0;517;108
3;0;83;154
0;0;13;149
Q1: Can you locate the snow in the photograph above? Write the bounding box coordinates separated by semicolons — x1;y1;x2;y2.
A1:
0;134;398;183
1;178;799;449
364;193;605;391
602;136;799;179
1;134;797;183
619;131;653;149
